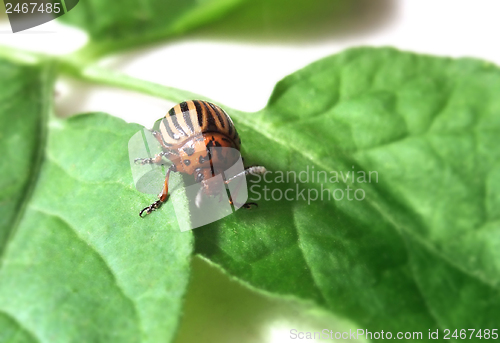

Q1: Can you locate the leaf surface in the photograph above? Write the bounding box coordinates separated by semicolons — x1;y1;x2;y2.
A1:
0;59;50;251
194;48;500;337
0;58;193;343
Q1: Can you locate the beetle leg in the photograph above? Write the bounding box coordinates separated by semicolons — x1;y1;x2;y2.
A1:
134;151;167;166
224;166;267;184
228;195;257;210
225;166;266;210
139;165;176;217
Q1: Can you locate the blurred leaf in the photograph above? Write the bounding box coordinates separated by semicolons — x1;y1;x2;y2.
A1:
195;0;346;42
195;0;389;44
175;256;367;343
194;48;500;338
0;59;50;252
0;58;193;343
0;312;37;343
58;0;382;58
59;0;248;58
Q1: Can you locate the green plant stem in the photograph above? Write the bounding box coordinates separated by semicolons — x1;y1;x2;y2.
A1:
56;56;250;117
60;59;204;103
0;45;46;65
0;44;249;117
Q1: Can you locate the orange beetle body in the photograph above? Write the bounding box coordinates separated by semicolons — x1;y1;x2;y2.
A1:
135;100;265;217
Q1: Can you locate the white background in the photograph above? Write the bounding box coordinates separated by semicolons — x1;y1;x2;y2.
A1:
1;1;499;342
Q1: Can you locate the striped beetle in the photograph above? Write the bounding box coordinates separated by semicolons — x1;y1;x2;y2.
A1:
135;100;266;217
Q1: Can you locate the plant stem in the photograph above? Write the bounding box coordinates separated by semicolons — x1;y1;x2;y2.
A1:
0;44;250;116
0;45;46;65
56;57;250;117
58;58;206;103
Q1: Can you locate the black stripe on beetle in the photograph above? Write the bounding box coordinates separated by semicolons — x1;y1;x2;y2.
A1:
209;102;225;128
167;107;176;116
182;107;195;133
170;111;187;137
201;101;218;132
179;101;189;113
194;100;205;128
162;118;177;140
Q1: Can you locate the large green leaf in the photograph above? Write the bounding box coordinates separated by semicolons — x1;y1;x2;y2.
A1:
59;0;247;58
5;44;498;341
193;48;500;337
0;58;193;343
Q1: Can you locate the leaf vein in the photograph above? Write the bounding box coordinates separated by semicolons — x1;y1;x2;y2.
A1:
28;207;144;340
0;309;41;343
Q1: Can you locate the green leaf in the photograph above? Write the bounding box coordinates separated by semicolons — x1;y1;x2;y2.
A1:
193;47;500;337
195;0;352;43
0;59;50;251
0;58;193;343
59;0;247;58
175;256;369;343
59;0;359;59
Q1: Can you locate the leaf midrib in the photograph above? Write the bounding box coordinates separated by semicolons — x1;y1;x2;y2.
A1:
0;309;40;343
28;206;143;339
235;109;500;332
232;108;500;300
0;63;54;265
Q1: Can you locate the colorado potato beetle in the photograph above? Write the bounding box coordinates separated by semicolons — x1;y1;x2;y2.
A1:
135;100;266;217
